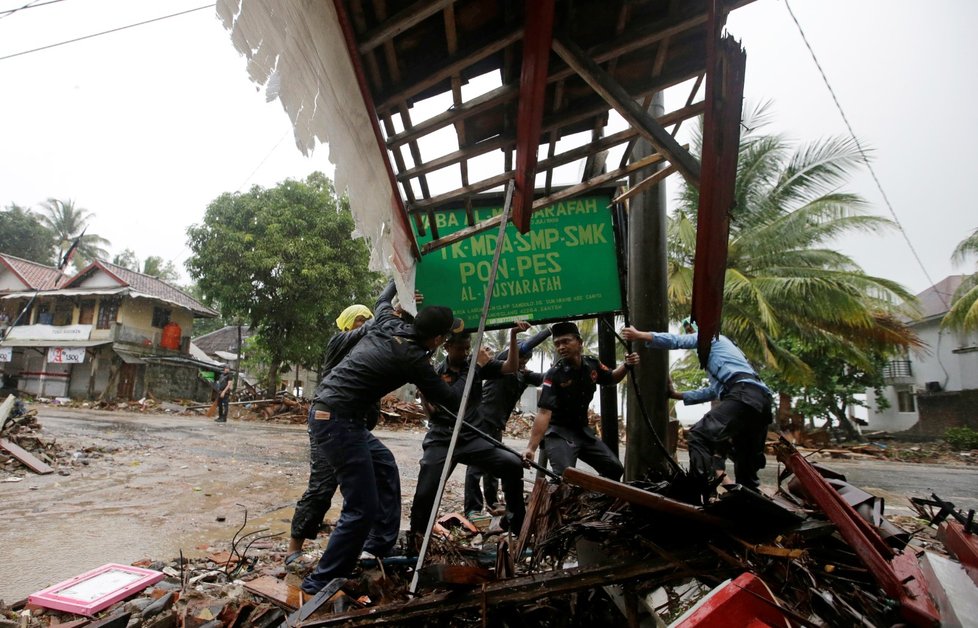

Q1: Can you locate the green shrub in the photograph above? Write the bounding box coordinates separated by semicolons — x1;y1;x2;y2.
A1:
944;427;978;450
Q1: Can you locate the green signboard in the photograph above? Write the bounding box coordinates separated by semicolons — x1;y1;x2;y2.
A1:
414;193;623;329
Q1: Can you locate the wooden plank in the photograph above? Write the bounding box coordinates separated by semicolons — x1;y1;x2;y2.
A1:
243;575;303;611
512;0;556;233
562;468;728;528
613;163;679;203
0;437;53;474
552;36;701;186
510;478;547;562
357;0;456;53
303;560;681;626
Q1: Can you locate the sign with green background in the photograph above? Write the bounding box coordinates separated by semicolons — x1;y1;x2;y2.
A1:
414;193;622;329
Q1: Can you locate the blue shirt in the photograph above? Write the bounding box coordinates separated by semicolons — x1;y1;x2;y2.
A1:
644;333;770;405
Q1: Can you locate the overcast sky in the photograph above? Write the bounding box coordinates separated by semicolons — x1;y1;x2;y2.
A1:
1;0;975;296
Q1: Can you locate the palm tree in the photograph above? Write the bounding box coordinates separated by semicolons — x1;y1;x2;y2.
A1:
668;102;920;384
39;198;110;270
944;227;978;332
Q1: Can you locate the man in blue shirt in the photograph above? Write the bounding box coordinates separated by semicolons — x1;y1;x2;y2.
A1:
621;319;772;493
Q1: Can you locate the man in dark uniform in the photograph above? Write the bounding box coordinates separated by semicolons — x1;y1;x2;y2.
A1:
215;366;232;423
286;284;397;565
522;321;638;479
622;319;772;493
463;327;550;517
410;322;530;542
300;290;471;595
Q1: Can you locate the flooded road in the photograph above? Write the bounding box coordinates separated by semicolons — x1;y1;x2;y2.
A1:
2;407;976;602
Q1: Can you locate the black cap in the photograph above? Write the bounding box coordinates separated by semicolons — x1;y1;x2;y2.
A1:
414;306;465;339
551;321;581;339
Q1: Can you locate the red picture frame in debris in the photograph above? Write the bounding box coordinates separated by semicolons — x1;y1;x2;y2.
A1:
28;563;165;616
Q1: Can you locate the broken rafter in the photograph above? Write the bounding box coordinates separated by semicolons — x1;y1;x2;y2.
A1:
303;560;684;626
512;0;555;233
552;36;701;186
562;468;728;528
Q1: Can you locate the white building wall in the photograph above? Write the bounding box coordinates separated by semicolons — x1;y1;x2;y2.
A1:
866;319;978;432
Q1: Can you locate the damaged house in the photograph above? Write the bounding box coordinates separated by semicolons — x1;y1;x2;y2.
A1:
0;254;218;402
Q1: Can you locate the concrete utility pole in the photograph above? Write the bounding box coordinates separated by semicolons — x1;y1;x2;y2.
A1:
624;92;672;480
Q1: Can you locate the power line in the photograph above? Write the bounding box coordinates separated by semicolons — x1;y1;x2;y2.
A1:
0;0;68;20
0;4;215;62
782;0;946;307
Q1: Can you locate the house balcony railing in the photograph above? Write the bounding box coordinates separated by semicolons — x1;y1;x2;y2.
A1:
882;359;914;383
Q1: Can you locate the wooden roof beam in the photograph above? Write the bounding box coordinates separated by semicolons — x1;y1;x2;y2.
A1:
553;35;701;186
396;100;703;182
512;0;555;233
418;150;670;255
375;26;524;113
358;0;457;54
384;13;708;148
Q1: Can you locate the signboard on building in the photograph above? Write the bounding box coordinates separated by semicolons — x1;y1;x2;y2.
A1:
5;324;92;341
413;193;622;328
47;347;86;364
0;346;11;362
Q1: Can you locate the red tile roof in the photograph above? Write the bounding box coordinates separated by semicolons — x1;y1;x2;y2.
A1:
65;260;217;317
0;254;66;291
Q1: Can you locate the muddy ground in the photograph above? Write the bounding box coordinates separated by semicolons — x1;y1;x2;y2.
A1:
2;406;977;603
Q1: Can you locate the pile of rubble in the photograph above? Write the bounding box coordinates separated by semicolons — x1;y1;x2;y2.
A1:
7;434;975;626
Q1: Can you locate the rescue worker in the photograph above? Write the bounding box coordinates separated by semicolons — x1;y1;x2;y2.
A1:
522;321;639;479
463;328;550;517
621;318;772;495
300;285;473;595
410;322;530;543
286;295;383;566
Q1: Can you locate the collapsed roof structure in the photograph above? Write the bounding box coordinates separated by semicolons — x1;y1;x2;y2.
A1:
218;0;750;362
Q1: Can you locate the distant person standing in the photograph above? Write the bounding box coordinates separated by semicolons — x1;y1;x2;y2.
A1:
215;366;232;423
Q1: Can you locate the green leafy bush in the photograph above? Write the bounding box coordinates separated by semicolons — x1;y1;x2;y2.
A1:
944;427;978;450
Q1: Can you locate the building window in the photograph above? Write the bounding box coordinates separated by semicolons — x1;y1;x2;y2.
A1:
37;302;53;325
96;300;119;330
53;302;73;326
896;387;915;413
79;301;95;325
152;307;171;328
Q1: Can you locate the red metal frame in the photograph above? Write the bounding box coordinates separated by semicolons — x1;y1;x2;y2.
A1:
331;0;421;260
939;520;978;587
511;0;555;234
691;0;745;366
778;441;939;626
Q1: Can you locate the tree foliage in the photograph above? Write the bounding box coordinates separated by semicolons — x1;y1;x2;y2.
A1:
0;204;54;264
38;198;110;269
669;103;920;385
944;226;978;332
142;256;179;281
112;248;140;270
186;173;381;390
